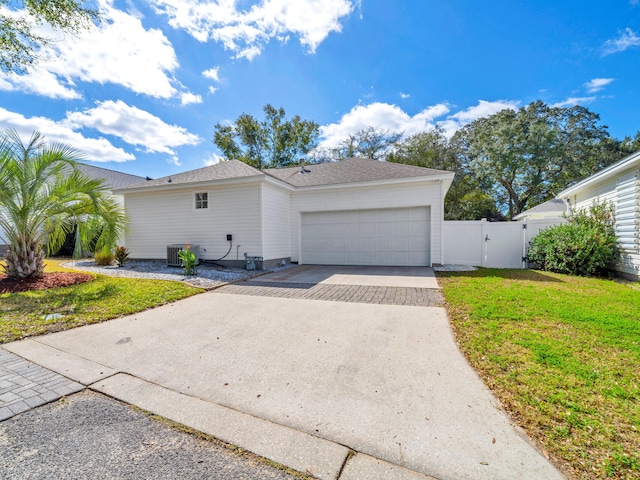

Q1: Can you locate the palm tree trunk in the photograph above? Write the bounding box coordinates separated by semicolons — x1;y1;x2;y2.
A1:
4;241;45;278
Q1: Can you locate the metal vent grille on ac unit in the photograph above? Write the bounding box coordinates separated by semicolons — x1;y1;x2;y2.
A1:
167;244;200;267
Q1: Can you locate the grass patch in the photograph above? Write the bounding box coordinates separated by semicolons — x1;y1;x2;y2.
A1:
0;258;204;344
438;268;640;479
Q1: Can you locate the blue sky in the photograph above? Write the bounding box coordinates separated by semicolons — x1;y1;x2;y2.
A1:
1;0;639;178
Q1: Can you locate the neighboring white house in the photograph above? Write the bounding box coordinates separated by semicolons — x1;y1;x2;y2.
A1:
513;198;568;221
557;150;640;280
113;158;454;268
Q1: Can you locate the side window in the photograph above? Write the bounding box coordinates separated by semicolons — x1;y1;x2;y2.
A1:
195;192;208;209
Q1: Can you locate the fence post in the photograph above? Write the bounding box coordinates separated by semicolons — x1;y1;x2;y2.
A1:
522;218;528;269
481;218;488;267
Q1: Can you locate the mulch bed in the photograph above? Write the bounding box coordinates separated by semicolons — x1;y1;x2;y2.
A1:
0;272;94;294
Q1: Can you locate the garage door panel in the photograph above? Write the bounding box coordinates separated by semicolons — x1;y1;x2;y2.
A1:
408;237;427;249
410;222;429;235
377;223;393;235
360;237;377;250
393;223;410;236
301;207;430;266
376;209;395;221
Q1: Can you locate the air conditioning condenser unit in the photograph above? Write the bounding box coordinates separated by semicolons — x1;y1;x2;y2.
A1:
167;244;200;267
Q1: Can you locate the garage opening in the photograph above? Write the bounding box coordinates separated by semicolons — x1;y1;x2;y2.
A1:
301;207;430;266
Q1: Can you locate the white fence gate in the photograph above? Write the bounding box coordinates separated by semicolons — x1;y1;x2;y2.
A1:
442;218;565;268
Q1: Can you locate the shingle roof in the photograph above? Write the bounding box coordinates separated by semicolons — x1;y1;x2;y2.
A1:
116;160;263;190
264;158;452;187
114;157;453;192
76;163;146;190
514;198;567;219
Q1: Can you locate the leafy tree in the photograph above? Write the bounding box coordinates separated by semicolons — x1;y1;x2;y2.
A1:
329;126;403;160
1;0;98;73
388;128;504;220
619;130;640;155
0;129;126;279
454;101;616;219
213;104;319;169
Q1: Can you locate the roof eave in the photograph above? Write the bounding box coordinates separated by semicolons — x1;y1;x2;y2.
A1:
558;150;640;198
112;173;265;195
290;172;455;191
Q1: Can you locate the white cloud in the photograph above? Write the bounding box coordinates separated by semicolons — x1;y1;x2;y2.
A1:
317;100;519;151
150;0;356;60
0;107;135;162
203;152;225;166
602;28;640;55
180;92;203;105
203;66;221;93
202;67;220;82
0;66;81;99
437;100;519;137
0;0;193;100
400;92;410;99
64;100;201;157
551;96;596;108
584;78;614;93
319;102;450;149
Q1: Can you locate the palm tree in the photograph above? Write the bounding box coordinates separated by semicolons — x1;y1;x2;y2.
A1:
0;129;126;279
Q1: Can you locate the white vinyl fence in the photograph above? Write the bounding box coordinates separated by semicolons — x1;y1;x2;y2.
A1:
442;218;565;269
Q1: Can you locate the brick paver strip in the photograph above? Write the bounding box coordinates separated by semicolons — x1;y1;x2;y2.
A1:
0;349;84;421
217;281;443;307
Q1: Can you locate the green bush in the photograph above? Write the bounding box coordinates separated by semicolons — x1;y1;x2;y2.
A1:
94;248;115;266
527;202;619;276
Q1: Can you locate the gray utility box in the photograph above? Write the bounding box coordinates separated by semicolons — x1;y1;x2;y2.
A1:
167;244;200;267
244;254;263;271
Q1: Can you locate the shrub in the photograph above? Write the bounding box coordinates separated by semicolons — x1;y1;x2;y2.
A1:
94;248;115;266
114;246;130;267
178;244;197;275
527;202;619;276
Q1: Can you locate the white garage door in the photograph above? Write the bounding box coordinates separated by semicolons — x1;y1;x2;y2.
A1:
301;207;430;266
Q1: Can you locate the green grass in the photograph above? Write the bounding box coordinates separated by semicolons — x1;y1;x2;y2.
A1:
437;269;640;479
1;258;204;344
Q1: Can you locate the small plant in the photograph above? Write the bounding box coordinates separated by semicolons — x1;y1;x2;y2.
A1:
178;244;197;275
94;247;114;266
114;246;130;267
527;201;619;276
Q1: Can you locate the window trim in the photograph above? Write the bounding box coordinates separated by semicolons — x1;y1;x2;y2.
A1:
195;192;209;210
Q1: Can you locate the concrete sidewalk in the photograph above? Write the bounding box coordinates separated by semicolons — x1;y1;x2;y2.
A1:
1;266;565;480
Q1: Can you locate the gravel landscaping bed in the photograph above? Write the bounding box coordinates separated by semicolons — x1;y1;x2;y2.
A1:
433;264;477;272
62;260;262;289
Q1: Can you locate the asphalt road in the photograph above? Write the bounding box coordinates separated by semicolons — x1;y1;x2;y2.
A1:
0;391;302;480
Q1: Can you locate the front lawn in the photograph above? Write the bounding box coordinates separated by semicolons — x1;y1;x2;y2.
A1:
437;269;640;479
0;259;204;343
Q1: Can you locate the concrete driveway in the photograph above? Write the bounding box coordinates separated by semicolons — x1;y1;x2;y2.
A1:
3;265;565;480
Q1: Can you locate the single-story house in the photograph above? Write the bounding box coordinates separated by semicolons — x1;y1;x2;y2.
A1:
513;198;568;221
557;150;640;280
113;158;454;268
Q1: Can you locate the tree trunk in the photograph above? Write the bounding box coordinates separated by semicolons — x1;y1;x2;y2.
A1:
4;241;45;279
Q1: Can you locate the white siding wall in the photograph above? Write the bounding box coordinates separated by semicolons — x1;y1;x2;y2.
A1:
261;183;291;259
124;183;262;261
290;181;444;264
567;168;640;279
